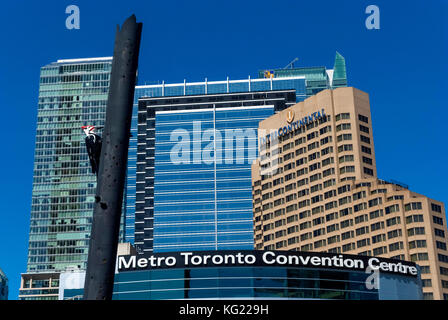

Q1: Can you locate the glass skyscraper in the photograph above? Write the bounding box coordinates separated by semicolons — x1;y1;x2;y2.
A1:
154;105;275;251
20;57;126;300
136;90;297;252
126;77;307;248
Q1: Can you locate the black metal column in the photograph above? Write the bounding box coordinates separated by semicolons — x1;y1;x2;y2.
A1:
83;15;142;300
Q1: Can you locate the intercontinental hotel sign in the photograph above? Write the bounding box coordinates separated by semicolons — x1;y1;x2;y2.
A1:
260;108;327;145
118;250;419;277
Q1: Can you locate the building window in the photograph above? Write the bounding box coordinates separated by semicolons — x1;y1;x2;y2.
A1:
436;241;447;250
322;167;335;178
386;216;401;227
337;133;352;142
301;243;313;251
338;144;353;152
299;210;310;219
299;199;310;208
311;195;322;204
320;136;332;145
326;223;339;233
371;234;386;244
326;212;338;222
431;203;442;213
339;155;354;163
409;240;426;249
410;253;428;262
372;246;387;255
327;235;340;245
359;125;370;134
404;202;422;211
323;178;336;188
300;221;311;230
440;266;448;276
369;209;383;220
335;113;350;121
355;214;368;224
339;207;352;217
287;237;298;245
357;238;370;248
314;239;326;248
363;167;374;176
423;292;433;300
340;166;355;174
362;156;372;165
368;198;382;208
336;123;351;132
307;131;318;141
308;142;319;151
322;157;334;167
419;265;431;274
319;126;331;135
406;214;424;224
356;226;369;236
387;229;402;239
358;114;369;123
353;190;366;201
433;216;444;225
337;184;351;194
435;228;446;238
361;146;371;154
389;241;403;252
342;243;355;252
371;222;385;231
407;227;425;236
313;217;324;226
354;203;367;212
341;231;354;240
340;219;353;229
385;204;399;214
360;135;371;144
321;146;333;156
421;279;432;288
338;196;352;206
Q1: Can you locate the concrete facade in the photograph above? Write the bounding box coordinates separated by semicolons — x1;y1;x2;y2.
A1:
252;87;448;300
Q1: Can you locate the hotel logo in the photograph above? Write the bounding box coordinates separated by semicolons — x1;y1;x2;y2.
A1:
286;109;295;124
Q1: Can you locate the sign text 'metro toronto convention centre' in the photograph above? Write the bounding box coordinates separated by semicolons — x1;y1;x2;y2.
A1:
118;250;419;276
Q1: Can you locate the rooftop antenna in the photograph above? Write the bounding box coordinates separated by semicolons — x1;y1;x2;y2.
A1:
284;57;299;69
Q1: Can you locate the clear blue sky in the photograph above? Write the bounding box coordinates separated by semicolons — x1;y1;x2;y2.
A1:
0;0;446;300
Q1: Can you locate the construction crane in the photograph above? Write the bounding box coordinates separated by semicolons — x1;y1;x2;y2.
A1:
284;57;299;69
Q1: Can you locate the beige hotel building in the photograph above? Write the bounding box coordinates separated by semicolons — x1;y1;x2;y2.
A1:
252;87;448;300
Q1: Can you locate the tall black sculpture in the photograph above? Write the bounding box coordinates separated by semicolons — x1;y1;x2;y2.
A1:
83;15;142;300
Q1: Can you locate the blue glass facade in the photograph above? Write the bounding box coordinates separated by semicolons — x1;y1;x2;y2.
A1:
154;106;274;251
126;78;307;246
135;78;306;102
26;57;117;273
133;90;296;252
111;266;421;300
